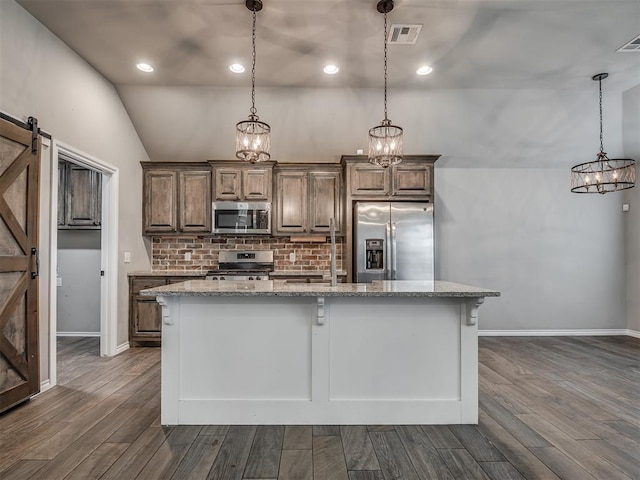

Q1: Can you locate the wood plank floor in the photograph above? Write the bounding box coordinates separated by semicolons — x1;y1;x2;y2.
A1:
1;335;638;479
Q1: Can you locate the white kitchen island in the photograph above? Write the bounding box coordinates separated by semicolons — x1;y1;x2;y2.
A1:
141;280;499;426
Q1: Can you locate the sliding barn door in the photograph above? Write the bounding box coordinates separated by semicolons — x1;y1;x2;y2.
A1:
0;117;41;412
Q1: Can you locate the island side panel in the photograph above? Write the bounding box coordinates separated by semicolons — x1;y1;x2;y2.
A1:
160;295;480;425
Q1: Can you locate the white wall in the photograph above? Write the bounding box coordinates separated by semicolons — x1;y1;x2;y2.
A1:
56;230;101;334
623;84;640;333
0;0;151;381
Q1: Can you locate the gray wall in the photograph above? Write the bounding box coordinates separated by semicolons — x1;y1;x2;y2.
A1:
57;230;101;334
1;0;151;382
436;168;625;330
623;84;640;332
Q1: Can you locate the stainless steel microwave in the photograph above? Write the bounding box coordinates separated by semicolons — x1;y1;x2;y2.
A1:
212;201;271;234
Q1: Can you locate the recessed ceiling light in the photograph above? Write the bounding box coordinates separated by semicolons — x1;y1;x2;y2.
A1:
136;63;154;73
323;64;339;75
416;65;433;76
229;63;245;73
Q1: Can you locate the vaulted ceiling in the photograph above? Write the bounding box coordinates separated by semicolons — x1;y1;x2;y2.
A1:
16;0;640;90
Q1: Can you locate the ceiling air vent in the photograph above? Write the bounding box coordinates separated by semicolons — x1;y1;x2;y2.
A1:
617;34;640;52
387;24;422;45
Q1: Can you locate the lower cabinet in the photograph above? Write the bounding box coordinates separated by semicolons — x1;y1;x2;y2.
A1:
129;275;204;346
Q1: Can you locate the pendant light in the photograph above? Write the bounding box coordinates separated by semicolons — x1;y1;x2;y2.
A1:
235;0;271;163
368;0;403;168
570;73;635;194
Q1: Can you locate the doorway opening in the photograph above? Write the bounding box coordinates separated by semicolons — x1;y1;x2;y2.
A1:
49;141;119;386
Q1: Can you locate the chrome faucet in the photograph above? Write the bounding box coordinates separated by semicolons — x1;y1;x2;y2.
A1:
330;218;337;287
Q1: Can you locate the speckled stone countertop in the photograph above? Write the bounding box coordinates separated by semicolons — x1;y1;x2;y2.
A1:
129;270;347;278
140;280;500;298
269;270;347;278
128;271;207;277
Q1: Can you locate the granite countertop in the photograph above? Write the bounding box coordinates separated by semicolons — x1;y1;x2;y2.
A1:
140;280;500;298
129;270;347;278
128;271;207;277
269;270;347;278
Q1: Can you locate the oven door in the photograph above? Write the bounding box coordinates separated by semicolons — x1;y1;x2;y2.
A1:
212;201;271;234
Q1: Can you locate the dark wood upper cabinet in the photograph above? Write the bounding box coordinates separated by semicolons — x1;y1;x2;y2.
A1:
275;170;308;233
243;168;271;200
214;167;241;200
274;165;342;236
143;169;178;234
349;163;390;196
342;155;438;200
179;170;211;232
210;160;273;202
392;163;431;196
58;160;101;229
309;171;341;234
211;162;273;201
142;163;212;235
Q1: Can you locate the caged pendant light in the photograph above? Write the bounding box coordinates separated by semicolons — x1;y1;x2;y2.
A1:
368;0;403;168
235;0;271;163
570;73;635;194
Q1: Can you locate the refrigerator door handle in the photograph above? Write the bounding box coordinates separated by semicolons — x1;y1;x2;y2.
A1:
391;222;397;280
385;222;391;280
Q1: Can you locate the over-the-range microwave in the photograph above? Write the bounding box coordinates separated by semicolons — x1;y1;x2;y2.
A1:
212;201;271;234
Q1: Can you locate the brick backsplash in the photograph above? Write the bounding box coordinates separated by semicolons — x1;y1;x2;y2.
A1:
151;236;343;272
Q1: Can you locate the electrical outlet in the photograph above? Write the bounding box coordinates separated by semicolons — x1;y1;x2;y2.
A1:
289;252;296;262
623;203;630;212
56;277;62;287
124;251;131;263
185;252;192;261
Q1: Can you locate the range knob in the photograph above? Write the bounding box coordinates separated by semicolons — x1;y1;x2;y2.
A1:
248;276;254;280
255;276;262;280
220;276;225;280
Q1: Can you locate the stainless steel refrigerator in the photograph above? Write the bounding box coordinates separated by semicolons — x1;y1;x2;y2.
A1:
354;202;434;282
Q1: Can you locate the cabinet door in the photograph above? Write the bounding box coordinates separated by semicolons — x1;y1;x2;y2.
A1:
309;171;341;234
275;171;307;233
350;164;389;196
65;164;101;227
179;170;211;232
215;168;241;200
58;161;66;226
243;168;271;200
129;277;166;346
143;170;178;233
133;298;162;334
392;164;431;196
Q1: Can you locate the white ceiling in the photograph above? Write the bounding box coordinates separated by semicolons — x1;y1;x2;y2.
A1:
16;0;640;90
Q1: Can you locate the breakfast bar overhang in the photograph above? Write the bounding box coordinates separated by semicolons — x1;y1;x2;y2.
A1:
142;280;500;426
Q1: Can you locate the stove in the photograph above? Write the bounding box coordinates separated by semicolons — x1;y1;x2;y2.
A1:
206;250;274;281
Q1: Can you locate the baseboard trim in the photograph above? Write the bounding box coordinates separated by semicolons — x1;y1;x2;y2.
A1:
56;331;100;337
479;329;630;337
626;329;640;339
115;342;130;354
32;379;53;398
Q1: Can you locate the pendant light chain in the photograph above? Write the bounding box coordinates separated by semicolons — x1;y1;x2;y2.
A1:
598;75;603;155
250;8;257;117
383;10;388;122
